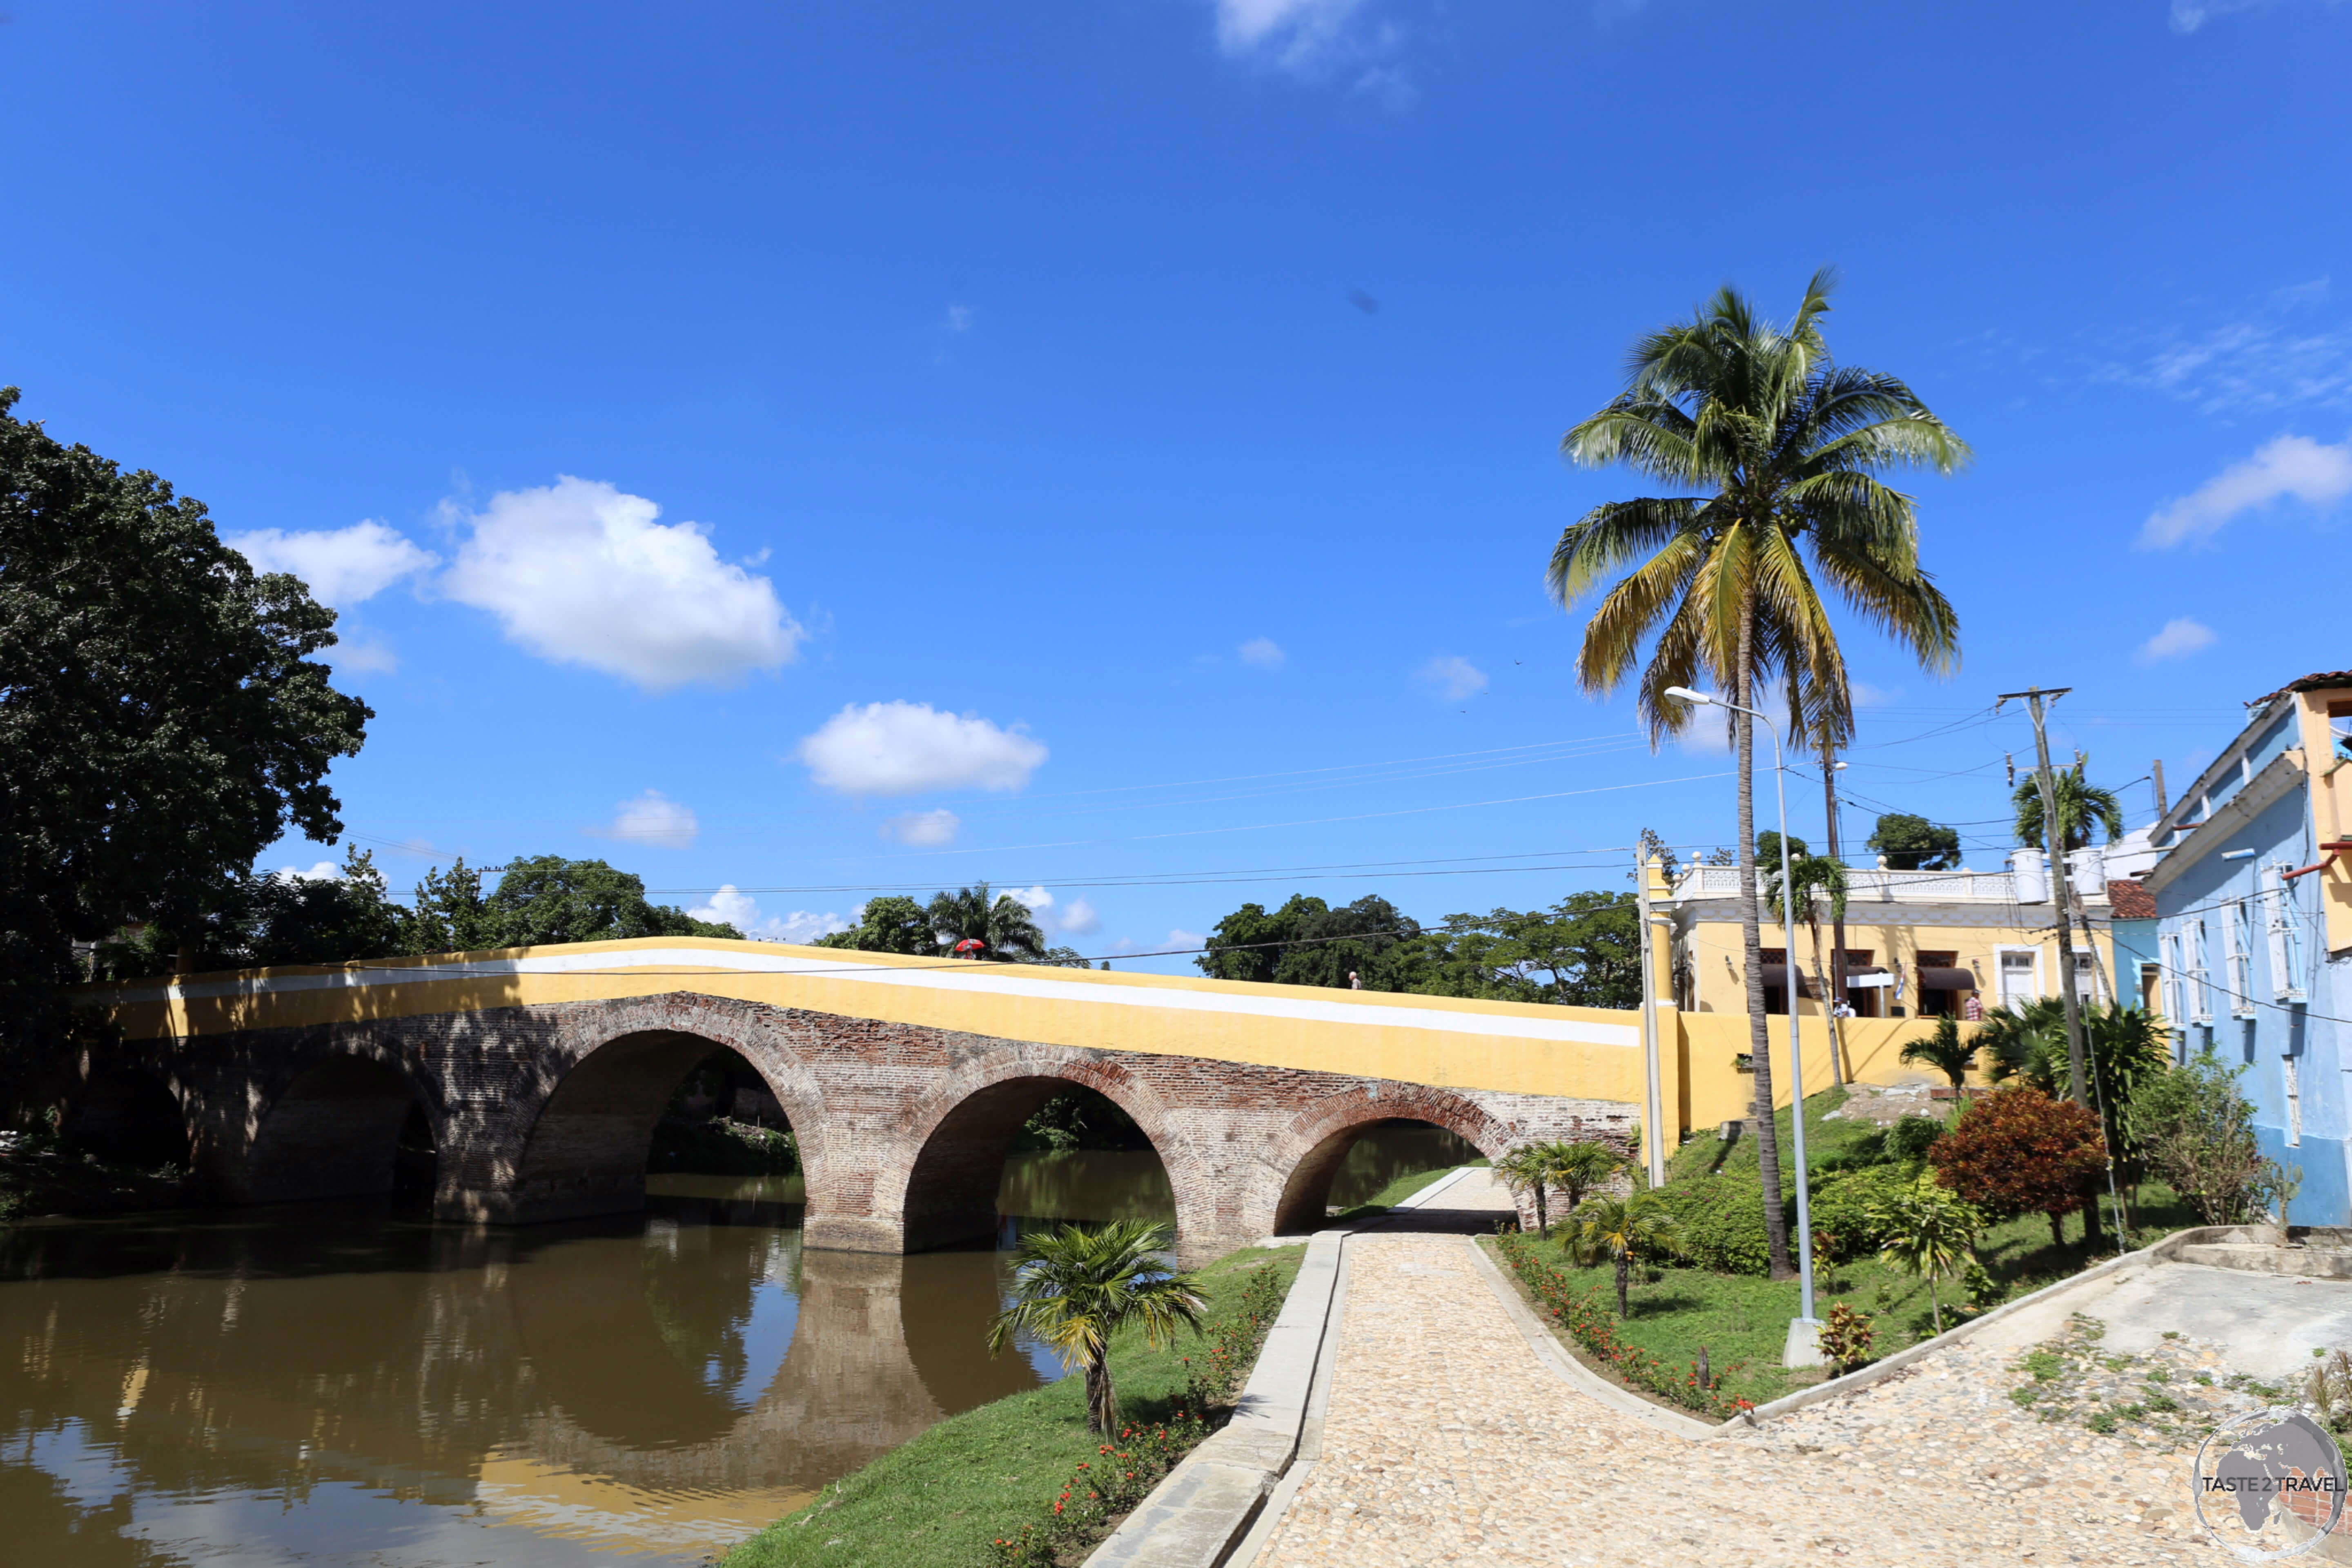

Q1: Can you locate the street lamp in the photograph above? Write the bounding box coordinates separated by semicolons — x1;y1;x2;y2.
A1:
1665;686;1822;1361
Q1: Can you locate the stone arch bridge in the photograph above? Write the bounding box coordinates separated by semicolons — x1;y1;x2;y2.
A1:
76;940;1650;1262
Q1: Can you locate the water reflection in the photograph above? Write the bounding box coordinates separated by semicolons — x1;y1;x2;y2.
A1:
0;1131;1466;1566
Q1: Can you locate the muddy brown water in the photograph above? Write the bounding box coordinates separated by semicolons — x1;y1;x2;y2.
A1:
0;1129;1469;1566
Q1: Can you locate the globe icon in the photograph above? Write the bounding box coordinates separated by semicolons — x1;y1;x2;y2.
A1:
2194;1408;2349;1561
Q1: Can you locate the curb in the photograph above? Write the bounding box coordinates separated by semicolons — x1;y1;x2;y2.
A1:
1085;1229;1349;1567
1471;1224;2235;1436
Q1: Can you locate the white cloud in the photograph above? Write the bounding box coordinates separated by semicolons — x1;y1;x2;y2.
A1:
2140;434;2352;547
1216;0;1363;58
1103;928;1206;957
1238;637;1285;669
271;861;341;883
995;886;1101;937
439;477;803;691
687;884;847;944
330;634;401;675
1058;898;1102;937
1664;687;1789;757
879;808;962;846
2170;0;2280;31
1849;681;1902;708
796;701;1047;796
944;304;973;333
1417;655;1488;701
2136;617;2219;665
598;789;699;849
226;521;437;609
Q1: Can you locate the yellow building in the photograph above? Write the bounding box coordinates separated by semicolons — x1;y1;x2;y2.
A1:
1658;858;2122;1024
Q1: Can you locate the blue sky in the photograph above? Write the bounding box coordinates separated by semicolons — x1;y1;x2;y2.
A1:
4;0;2347;966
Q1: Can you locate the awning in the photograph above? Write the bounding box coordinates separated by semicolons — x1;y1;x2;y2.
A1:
1762;964;1889;994
1918;966;1976;991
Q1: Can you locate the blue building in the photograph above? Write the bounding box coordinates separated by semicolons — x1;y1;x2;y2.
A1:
2144;670;2352;1226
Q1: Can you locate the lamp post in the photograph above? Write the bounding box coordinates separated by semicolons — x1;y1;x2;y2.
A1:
1666;686;1821;1354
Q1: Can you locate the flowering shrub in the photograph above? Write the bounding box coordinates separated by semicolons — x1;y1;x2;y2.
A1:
1929;1086;2105;1245
985;1263;1287;1568
1817;1302;1875;1376
984;1415;1207;1568
1492;1229;1753;1419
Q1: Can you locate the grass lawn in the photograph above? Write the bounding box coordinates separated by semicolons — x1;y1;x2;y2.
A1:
1491;1087;2200;1412
1333;1158;1491;1220
722;1242;1304;1568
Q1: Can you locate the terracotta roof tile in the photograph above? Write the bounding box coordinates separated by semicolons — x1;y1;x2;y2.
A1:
2107;878;2156;920
2251;670;2352;707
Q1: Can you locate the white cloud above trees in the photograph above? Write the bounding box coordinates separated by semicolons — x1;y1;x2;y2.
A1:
796;701;1047;796
1417;655;1487;701
2140;434;2352;547
2136;617;2218;664
878;808;961;846
226;520;438;608
596;788;699;849
1239;637;1285;668
440;477;803;690
687;884;845;944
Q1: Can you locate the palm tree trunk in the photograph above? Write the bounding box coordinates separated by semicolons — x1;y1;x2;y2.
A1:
1085;1356;1114;1434
1535;1185;1548;1239
1735;590;1795;1280
1616;1252;1630;1318
1927;1275;1942;1336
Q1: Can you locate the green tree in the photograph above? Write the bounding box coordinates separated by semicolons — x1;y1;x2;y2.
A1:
96;845;408;977
1548;272;1967;1278
813;895;938;955
1761;831;1852;1087
405;858;499;954
1866;1174;1980;1334
927;882;1048;962
1929;1087;2107;1252
1898;1013;1979;1090
1195;895;1418;988
1404;894;1642;1007
1499;1139;1625;1238
986;1220;1205;1434
483;855;739;946
1864;813;1961;871
1570;1191;1680;1318
2012;763;2124;853
2127;1048;2299;1226
0;387;372;1091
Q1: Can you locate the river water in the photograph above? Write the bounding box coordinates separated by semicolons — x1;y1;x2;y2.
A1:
0;1129;1470;1567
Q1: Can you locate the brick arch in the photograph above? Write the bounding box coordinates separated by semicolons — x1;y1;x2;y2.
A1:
1261;1085;1515;1236
874;1047;1212;1256
495;995;831;1227
245;1043;431;1204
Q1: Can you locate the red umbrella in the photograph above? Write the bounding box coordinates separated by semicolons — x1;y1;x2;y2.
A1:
951;938;987;958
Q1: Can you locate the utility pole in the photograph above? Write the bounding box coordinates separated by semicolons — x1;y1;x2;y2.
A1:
2152;758;2168;819
1633;844;1668;1187
1998;687;2089;1107
1819;735;1850;1078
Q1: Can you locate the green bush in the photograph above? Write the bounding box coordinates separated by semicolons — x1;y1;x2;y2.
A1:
1806;1164;1924;1261
1885;1114;1946;1163
1655;1177;1772;1276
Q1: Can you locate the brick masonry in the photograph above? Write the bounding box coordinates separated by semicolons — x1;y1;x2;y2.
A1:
109;991;1632;1262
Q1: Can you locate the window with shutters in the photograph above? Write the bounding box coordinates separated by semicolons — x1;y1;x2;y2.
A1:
2190;919;2214;1024
2227;899;2256;1019
2265;863;2308;1003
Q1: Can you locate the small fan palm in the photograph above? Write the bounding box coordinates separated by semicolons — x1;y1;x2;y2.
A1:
1569;1192;1680;1318
987;1220;1205;1434
1899;1013;1979;1090
1500;1139;1625;1238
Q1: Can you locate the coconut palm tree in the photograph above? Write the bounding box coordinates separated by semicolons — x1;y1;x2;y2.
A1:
1761;830;1852;1088
927;882;1049;962
1549;270;1967;1277
987;1220;1205;1434
1569;1191;1680;1318
1898;1012;1979;1090
2012;763;2124;855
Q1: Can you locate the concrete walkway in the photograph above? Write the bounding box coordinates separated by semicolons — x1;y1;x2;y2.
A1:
1245;1229;2230;1567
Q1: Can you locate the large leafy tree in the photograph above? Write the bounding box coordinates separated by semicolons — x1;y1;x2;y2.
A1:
1;388;370;1092
813;895;937;955
1547;272;1966;1277
1401;894;1642;1007
2012;762;2123;853
481;855;739;947
1865;812;1961;870
1195;894;1417;987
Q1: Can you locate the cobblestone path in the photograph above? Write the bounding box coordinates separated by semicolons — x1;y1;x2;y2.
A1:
1251;1234;2229;1568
